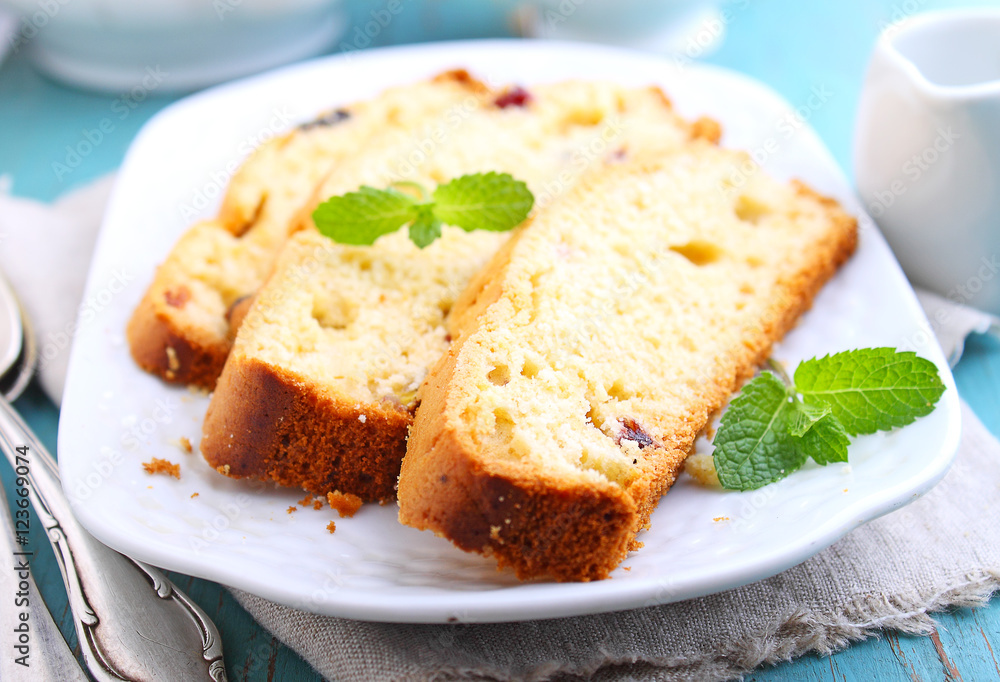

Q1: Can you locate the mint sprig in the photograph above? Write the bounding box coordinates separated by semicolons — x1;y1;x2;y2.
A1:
432;172;535;232
795;348;945;435
312;172;534;249
712;349;945;491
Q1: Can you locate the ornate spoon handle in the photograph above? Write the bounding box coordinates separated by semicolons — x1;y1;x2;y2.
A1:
0;481;89;682
0;396;226;682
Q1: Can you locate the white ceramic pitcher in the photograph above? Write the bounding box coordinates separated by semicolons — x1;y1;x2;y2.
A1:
854;9;1000;314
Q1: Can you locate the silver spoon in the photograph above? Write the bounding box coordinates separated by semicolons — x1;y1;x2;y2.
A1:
0;270;227;681
0;481;89;681
0;266;34;401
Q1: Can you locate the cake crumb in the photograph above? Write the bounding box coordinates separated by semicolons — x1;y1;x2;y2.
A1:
684;453;721;488
217;464;231;475
326;521;337;534
298;493;314;507
143;458;180;479
313;500;324;510
178;437;193;454
165;346;180;372
287;506;297;514
623;566;632;572
191;492;199;499
713;516;730;522
358;414;367;423
327;490;363;518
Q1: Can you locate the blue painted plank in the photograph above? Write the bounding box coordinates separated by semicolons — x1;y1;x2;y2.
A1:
0;50;177;202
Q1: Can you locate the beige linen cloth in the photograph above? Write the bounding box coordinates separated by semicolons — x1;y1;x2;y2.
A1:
2;176;1000;681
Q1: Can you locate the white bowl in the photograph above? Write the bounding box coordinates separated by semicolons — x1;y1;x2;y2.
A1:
524;0;723;53
0;0;346;92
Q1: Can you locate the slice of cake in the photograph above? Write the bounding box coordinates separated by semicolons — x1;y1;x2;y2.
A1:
396;142;857;581
201;79;717;501
127;71;503;388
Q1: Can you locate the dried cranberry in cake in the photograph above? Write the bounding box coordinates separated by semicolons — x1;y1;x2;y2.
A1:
164;286;191;308
398;143;858;582
131;78;499;390
200;78;708;504
495;86;532;109
618;417;655;449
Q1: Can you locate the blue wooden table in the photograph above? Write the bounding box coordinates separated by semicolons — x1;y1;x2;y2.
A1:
2;1;999;679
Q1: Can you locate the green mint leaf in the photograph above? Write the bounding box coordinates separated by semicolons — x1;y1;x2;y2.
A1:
795;412;850;465
408;209;442;249
432;172;534;232
794;348;946;436
313;186;419;246
713;372;808;491
787;402;831;437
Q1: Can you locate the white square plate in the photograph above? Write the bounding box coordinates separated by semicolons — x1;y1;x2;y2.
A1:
58;40;961;623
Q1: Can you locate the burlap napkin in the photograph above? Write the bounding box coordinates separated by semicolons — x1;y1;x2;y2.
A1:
3;177;999;681
231;402;1000;682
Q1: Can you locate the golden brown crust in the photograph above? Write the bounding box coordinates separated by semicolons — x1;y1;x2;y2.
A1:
201;355;409;502
399;174;859;582
691;116;723;144
327;490;364;518
130;69;495;391
433;68;491;95
400;333;639;582
126;291;230;389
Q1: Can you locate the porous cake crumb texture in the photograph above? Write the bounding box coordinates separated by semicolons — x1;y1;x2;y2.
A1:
398;143;857;581
202;76;710;501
